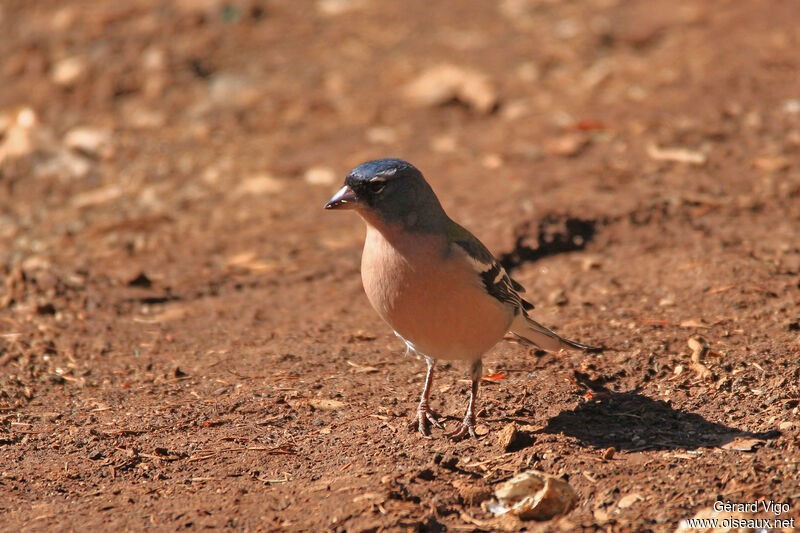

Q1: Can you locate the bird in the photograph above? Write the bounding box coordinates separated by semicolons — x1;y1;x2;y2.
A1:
324;158;593;439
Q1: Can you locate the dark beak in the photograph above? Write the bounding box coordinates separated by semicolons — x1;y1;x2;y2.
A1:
324;185;359;210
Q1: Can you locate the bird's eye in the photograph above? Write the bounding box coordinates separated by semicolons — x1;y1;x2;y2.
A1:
369;178;387;194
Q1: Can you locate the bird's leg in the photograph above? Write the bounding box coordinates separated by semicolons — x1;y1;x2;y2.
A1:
447;359;482;440
416;355;443;435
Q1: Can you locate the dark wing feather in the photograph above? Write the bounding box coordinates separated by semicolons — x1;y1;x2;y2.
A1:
447;222;530;314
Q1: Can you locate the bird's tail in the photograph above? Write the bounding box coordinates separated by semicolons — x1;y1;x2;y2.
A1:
510;312;594;352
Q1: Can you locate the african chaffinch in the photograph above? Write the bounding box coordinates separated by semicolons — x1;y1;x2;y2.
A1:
325;158;591;439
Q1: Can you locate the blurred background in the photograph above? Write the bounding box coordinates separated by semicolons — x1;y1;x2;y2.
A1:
1;0;799;530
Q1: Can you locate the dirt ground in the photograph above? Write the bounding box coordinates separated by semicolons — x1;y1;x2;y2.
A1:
1;0;800;531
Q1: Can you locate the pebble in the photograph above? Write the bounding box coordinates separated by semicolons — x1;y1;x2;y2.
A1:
303;166;337;186
431;134;457;153
365;126;397;144
0;107;39;161
782;99;800;114
235;174;285;196
64;127;113;159
51;56;87;87
317;0;365;16
403;64;497;113
544;133;588;157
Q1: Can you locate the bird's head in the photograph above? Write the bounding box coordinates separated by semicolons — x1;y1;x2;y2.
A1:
324;158;446;231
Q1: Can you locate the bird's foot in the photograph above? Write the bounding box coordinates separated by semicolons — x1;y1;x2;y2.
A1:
446;414;477;440
416;404;443;436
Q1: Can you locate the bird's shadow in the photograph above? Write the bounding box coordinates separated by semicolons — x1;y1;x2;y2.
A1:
533;377;779;451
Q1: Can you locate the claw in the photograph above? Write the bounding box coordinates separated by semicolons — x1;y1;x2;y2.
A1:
416;405;443;436
446;415;477;440
447;359;482;440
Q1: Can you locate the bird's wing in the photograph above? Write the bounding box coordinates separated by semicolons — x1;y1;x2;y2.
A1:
447;221;592;353
446;221;533;314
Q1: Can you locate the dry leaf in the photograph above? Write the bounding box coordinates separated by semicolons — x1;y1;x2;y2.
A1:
482;372;507;381
226;252;277;273
308;399;346;411
647;143;707;165
688;336;709;363
483;470;577;520
752;155;790;171
134;305;190;324
690;362;713;380
680;318;710;329
346;360;379;373
72;185;123;208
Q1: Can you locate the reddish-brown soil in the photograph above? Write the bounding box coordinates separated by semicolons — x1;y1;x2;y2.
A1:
2;1;800;531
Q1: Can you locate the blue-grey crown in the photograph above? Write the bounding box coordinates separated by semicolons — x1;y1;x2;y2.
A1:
347;158;420;183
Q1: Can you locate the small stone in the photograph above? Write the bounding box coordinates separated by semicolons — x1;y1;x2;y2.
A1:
415;468;435;481
51;7;77;31
581;257;601;271
501;99;531;121
617;493;642;509
438;451;459;471
51;56;87;87
403;64;498;113
209;73;260;106
431;134;458;153
64;127;113;159
782;99;800;114
752;155;790;172
453;479;493;506
72;185;122;208
303;166;337;186
548;289;568;306
142;47;167;70
365;126;397;144
123;104;166;129
544;133;588;157
235;174;285;196
646;143;706;165
317;0;365;16
780;253;800;273
497;423;519;452
86;448;104;460
474;424;491;436
308;399;346;411
482;153;503;169
497;422;533;452
0;107;42;162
